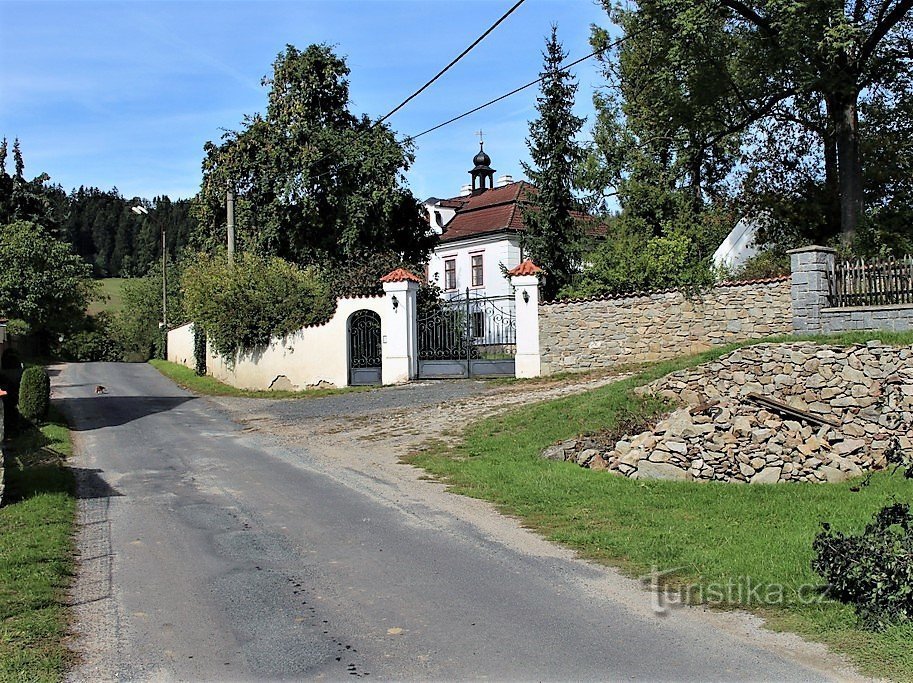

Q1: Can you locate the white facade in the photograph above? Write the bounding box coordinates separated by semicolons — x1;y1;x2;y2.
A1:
427;232;523;301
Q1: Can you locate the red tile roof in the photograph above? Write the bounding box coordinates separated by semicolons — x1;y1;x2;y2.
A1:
436;181;607;244
379;267;422;283
507;259;543;276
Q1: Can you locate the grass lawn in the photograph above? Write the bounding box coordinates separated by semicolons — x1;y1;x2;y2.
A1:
407;331;913;681
0;409;76;682
87;277;128;316
149;359;374;399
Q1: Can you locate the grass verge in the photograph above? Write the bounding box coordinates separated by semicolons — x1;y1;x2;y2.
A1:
0;408;76;682
149;359;374;399
406;331;913;681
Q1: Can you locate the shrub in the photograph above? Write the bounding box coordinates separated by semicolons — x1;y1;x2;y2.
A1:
182;252;333;359
812;502;913;629
18;366;50;423
59;312;124;362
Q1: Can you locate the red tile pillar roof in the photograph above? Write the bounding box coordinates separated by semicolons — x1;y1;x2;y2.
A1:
506;259;543;277
379;268;422;284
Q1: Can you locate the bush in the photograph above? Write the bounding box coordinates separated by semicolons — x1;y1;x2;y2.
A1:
18;366;50;423
182;252;333;359
59;312;124;362
812;502;913;629
729;250;791;280
114;265;184;361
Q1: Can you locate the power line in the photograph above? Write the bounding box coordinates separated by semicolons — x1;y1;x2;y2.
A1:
375;0;527;127
405;43;616;142
306;0;527;173
311;27;642;186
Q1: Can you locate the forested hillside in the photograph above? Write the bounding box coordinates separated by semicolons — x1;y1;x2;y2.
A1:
64;188;194;277
0;138;194;278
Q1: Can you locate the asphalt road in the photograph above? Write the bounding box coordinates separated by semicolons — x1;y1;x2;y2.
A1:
59;362;843;681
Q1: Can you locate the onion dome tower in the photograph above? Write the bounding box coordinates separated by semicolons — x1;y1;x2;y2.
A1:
469;142;496;193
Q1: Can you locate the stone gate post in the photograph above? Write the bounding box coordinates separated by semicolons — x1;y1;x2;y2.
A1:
508;260;543;379
379;269;420;385
787;245;836;334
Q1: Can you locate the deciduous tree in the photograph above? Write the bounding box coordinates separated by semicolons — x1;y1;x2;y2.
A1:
194;44;433;266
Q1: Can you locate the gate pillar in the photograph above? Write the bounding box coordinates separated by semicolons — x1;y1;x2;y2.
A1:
380;269;421;385
508;260;543;379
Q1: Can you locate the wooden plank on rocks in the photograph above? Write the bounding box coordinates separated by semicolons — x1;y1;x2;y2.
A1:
744;392;841;428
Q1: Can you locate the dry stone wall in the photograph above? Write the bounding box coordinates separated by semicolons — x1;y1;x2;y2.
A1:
539;279;791;375
543;342;913;484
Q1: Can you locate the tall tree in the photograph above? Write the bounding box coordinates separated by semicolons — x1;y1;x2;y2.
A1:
592;1;913;245
520;26;586;300
0;220;95;341
194;44;433;266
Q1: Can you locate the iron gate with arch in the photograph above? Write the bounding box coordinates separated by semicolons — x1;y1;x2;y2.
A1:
348;310;382;385
418;289;515;378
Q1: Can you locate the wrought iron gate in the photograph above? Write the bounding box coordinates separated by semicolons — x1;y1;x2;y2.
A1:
418;289;515;378
348;310;382;385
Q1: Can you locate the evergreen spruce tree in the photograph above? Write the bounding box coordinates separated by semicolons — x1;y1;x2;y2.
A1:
520;25;585;300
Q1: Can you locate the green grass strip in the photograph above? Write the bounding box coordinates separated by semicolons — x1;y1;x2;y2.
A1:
149;359;373;399
0;409;76;682
407;331;913;681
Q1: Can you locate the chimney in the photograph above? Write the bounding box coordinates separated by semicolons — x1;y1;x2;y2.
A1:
459;183;472;197
496;174;513;187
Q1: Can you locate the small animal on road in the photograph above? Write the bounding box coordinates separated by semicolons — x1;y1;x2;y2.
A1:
94;385;108;394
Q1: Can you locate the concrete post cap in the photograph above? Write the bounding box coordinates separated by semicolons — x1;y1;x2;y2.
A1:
785;245;837;255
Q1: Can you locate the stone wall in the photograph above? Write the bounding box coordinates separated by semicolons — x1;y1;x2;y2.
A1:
539;279;791;374
789;245;913;333
544;341;912;484
819;305;913;333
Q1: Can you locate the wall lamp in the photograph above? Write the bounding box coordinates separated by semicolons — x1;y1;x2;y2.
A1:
391;294;399;311
522;290;530;304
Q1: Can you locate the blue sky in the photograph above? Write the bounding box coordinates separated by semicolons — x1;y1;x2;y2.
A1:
0;0;614;202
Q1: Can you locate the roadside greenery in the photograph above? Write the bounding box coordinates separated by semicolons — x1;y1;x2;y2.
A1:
406;331;913;680
149;359;369;399
181;251;332;359
0;408;76;681
17;366;50;423
0;220;96;346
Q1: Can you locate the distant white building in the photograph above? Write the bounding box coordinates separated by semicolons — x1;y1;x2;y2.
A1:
713;218;760;271
423;143;526;305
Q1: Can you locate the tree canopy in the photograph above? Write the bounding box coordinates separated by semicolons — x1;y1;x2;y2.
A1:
520;26;586;300
0;220;96;340
586;1;913;256
194;44;434;266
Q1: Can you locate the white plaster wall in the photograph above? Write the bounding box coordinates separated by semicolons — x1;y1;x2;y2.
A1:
423;201;457;235
167;322;195;369
429;234;521;300
206;296;387;390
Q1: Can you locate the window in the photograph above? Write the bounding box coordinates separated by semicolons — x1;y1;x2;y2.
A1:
471;311;485;338
444;259;456;290
471;254;484;287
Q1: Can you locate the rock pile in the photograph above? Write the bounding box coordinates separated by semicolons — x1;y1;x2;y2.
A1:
542;341;913;483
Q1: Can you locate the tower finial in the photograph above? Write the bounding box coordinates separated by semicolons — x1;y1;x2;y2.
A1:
475;129;484;146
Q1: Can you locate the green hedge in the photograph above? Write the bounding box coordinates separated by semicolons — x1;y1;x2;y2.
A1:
18;367;50;423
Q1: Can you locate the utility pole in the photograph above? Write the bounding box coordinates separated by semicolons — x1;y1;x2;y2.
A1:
226;187;236;262
132;204;166;328
161;223;168;328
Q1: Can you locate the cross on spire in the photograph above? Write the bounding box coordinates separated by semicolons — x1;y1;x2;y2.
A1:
475;129;484;145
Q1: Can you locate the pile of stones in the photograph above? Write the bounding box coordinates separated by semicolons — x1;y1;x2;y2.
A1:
542;341;913;483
